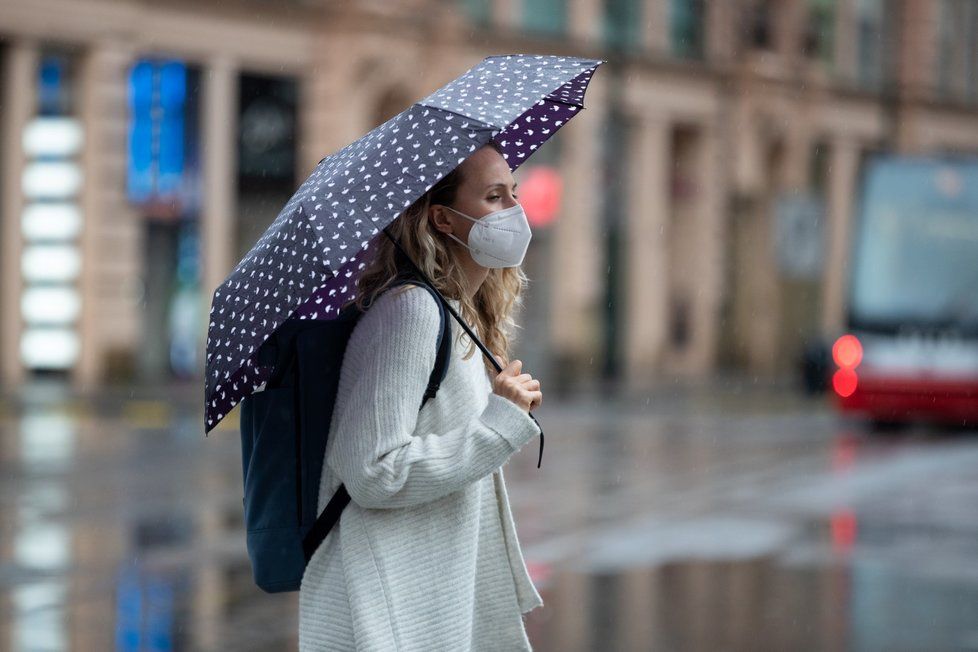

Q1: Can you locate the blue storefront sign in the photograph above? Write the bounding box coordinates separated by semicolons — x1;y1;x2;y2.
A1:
127;60;189;213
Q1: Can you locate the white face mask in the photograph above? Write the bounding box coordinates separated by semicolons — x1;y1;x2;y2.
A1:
443;204;533;269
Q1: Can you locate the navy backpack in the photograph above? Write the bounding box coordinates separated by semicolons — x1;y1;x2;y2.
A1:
238;273;453;592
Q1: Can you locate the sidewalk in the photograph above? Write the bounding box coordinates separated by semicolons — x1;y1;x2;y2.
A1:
0;371;832;426
551;371;831;418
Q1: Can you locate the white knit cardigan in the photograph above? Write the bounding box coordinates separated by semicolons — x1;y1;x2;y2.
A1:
298;284;544;651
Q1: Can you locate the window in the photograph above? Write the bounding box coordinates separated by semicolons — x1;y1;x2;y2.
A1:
459;0;490;26
746;0;773;50
128;60;191;207
969;2;978;103
670;0;706;59
937;0;957;98
937;0;978;103
804;0;835;67
522;0;568;36
603;0;642;51
809;138;830;197
849;158;978;332
856;0;885;90
37;53;75;116
22;50;85;373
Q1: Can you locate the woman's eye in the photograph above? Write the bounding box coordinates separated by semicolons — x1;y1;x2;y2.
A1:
489;195;500;200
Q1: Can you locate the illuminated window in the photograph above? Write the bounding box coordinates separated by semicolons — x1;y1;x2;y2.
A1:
20;52;83;373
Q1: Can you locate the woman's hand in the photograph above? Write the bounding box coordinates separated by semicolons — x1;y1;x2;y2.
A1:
491;356;543;413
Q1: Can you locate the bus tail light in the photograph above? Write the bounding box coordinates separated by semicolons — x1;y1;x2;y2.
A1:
832;334;862;397
832;334;863;369
833;367;858;397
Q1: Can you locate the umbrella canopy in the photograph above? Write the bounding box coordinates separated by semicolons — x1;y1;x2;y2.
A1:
204;53;604;433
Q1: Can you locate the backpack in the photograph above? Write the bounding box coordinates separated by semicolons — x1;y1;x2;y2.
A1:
238;273;453;593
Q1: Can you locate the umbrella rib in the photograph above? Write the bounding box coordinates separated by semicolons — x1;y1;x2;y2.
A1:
542;96;587;110
415;97;585;134
414;102;499;131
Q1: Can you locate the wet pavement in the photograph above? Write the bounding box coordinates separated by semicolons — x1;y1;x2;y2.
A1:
2;378;978;651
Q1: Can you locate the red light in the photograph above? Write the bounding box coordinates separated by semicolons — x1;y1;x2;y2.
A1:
520;166;563;228
833;368;858;397
831;508;857;552
831;433;858;469
832;334;863;368
526;560;552;586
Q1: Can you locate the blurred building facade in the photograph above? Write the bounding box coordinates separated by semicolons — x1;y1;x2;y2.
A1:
1;0;977;398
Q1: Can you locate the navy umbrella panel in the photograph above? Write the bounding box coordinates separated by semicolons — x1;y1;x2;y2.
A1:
205;54;605;433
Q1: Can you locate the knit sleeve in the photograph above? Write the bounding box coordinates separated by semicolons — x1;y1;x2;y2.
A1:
325;285;541;510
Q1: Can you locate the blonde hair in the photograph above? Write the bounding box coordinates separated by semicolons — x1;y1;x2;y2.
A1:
345;142;528;378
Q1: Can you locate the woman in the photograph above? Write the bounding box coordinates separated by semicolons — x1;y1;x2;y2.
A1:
299;140;546;651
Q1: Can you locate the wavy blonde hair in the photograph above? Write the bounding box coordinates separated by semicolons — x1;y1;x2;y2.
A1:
345;141;528;378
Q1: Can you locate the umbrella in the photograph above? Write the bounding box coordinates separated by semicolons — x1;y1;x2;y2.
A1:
204;53;605;445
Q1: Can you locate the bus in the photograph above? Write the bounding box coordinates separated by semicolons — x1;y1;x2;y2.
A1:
828;153;978;426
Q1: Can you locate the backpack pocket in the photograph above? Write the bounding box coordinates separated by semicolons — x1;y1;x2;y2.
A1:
240;386;306;592
241;386;300;530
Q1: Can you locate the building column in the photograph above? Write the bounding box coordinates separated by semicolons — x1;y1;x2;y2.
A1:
820;137;859;336
689;123;726;374
550;72;606;389
774;0;806;62
897;0;941;100
77;43;139;388
569;0;602;43
783;119;813;191
833;0;858;84
893;0;942;152
727;131;784;375
200;57;238;333
1;40;38;389
492;0;519;30
303;43;335;171
296;68;321;180
623;113;671;388
303;33;369;178
704;0;738;63
730;95;764;197
644;0;670;54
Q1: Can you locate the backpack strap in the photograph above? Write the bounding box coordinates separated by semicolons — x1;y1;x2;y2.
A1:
387;277;453;410
301;278;451;563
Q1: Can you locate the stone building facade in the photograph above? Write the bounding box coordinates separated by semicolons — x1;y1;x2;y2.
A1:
1;0;977;398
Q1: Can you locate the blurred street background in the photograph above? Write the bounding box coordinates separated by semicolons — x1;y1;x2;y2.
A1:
1;0;978;650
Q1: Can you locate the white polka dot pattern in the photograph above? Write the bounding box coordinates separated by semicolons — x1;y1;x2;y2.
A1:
204;54;604;433
421;55;596;129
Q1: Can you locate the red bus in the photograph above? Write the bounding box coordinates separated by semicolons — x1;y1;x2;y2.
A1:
829;153;978;426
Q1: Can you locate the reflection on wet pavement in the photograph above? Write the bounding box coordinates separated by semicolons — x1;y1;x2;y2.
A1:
2;381;978;650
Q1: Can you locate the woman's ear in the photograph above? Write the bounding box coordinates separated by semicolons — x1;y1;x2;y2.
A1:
428;204;452;235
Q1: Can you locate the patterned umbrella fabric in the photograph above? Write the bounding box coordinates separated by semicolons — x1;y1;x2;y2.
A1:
204;54;605;433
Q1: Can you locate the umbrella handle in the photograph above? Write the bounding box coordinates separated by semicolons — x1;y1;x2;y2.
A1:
383;227;545;468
